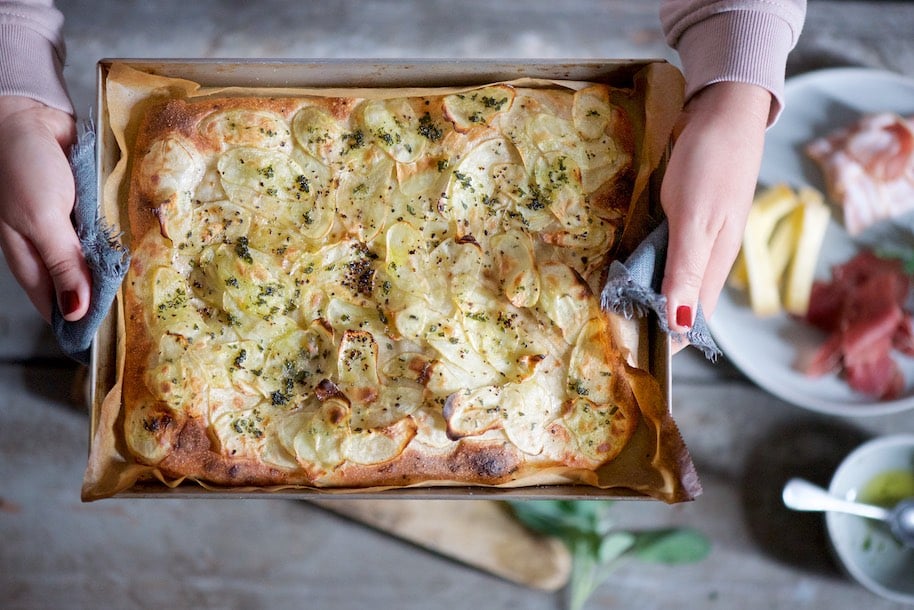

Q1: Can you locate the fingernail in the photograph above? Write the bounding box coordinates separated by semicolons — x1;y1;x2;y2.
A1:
60;290;80;317
676;305;692;328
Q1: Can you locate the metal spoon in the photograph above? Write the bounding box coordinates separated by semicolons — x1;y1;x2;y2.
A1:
782;477;914;547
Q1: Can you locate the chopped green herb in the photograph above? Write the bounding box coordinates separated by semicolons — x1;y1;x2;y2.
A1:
233;349;247;369
234;236;253;264
344;129;366;150
480;95;508;110
418;112;443;141
569;379;589;397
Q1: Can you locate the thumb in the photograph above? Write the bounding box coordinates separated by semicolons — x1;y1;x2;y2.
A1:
662;215;712;332
33;215;92;322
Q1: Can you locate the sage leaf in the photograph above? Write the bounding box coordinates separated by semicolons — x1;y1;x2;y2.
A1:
507;501;710;610
630;528;711;564
598;531;635;563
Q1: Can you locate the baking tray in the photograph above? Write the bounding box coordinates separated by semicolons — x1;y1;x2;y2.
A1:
87;58;678;500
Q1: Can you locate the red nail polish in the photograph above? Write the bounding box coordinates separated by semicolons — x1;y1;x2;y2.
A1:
61;290;80;316
676;305;692;328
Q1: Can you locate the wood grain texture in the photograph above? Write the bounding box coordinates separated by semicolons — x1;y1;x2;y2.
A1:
311;499;572;591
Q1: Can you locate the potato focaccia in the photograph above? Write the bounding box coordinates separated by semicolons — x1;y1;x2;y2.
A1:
122;82;666;492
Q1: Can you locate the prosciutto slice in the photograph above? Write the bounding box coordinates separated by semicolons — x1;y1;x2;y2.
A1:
801;250;913;400
806;113;914;235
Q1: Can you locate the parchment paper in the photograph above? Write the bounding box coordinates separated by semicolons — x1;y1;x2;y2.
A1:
83;60;698;503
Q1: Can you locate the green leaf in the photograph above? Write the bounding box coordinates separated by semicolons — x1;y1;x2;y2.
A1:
629;528;711;564
506;501;711;610
598;531;635;563
507;500;614;539
568;537;602;610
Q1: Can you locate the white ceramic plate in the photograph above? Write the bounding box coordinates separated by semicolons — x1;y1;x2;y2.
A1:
709;68;914;417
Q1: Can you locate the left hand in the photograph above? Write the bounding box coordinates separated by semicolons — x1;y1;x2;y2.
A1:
660;82;771;349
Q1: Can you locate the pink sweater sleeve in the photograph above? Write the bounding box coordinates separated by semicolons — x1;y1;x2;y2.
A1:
0;0;72;115
660;0;806;123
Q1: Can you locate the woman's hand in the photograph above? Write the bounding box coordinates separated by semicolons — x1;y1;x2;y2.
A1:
0;96;89;323
660;82;771;346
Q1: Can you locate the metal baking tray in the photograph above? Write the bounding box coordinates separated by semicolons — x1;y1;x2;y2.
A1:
88;58;675;500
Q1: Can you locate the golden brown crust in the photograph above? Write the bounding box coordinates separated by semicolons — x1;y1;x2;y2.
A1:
120;85;650;490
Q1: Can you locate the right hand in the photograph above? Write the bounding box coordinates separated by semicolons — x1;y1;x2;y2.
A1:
0;96;90;323
658;82;770;350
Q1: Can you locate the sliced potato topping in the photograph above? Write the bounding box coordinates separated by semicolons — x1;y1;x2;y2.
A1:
210;407;270;459
325;299;390;346
217;146;329;237
528;114;580;156
443;85;516;132
337;330;381;402
290;400;350;470
145;334;196;404
126;84;641;488
193;167;227;203
490;229;540;308
259;433;301;471
356;382;424;431
536;261;593;342
291;105;347;162
138;135;205;203
199;109;292;153
184;202;251;251
426;322;502;390
385;221;429;296
124;401;184;464
255;326;333;407
203;339;266;395
138;135;205;241
572;85;613;140
360;98;426;163
501;375;562;456
334;147;394;242
443;138;519;238
342;416;417;465
443;385;504;439
197;242;292;332
567;318;615;405
561;397;623;464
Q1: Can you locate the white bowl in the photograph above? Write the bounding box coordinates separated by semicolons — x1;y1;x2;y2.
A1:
826;435;914;604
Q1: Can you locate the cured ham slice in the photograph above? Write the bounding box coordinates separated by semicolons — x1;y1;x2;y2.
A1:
806;113;914;235
801;250;912;400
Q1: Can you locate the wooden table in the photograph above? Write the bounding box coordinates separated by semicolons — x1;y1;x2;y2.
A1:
2;1;914;608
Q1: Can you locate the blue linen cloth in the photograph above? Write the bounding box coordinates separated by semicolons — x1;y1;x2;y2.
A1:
600;219;721;360
51;121;131;365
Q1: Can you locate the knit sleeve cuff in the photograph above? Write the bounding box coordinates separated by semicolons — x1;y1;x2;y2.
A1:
0;24;73;115
674;10;796;125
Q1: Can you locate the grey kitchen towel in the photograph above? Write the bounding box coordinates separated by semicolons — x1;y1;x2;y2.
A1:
51;120;131;365
600;219;721;360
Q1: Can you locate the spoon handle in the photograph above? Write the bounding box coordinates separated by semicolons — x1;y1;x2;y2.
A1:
782;478;890;521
